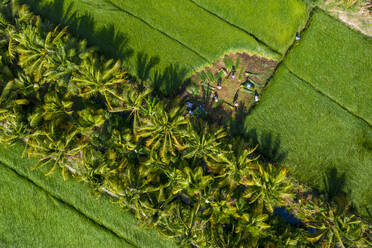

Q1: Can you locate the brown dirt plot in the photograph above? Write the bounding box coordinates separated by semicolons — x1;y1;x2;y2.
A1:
182;52;277;125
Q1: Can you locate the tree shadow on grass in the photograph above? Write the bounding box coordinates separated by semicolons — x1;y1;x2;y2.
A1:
136;52;160;89
22;0;193;97
225;102;288;164
323;167;347;200
151;63;189;98
228;102;249;136
366;206;372;220
21;0;134;62
243;128;287;164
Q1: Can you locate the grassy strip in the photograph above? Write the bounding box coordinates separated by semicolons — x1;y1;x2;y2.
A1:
0;163;134;248
190;0;309;54
21;0;208;79
243;65;372;218
284;8;372;125
102;0;280;60
0;143;177;248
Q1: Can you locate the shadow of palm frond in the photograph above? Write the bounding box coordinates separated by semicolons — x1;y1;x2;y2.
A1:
136;52;160;86
244;128;287;164
22;0;133;62
323;167;347;200
151;63;188;98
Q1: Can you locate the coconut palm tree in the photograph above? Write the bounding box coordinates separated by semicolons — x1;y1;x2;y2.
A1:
25;127;88;180
301;197;369;248
182;122;228;169
233;211;270;247
0;108;27;144
42;91;73;121
165;165;213;198
142;192;211;248
15;23;70;83
110;86;151;131
75;146;122;191
139;95;159;117
245;163;293;213
9;70;44;106
0;19;17;62
217;146;259;191
76;107;105;136
136;103;189;163
71;54;127;110
205;190;270;248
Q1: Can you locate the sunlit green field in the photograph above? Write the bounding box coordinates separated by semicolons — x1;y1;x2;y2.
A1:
191;0;309;54
285;9;372;124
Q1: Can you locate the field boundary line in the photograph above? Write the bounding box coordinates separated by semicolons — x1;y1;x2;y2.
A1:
0;161;140;248
97;0;210;62
260;8;314;90
285;65;372;127
279;7;372;127
187;0;282;56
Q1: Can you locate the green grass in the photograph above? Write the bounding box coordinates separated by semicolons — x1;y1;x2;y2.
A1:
101;0;279;61
0;163;133;248
191;0;310;54
243;65;372;218
22;0;280;81
0;143;177;248
284;9;372;125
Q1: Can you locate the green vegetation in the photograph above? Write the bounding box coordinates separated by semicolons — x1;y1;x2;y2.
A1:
191;0;309;54
94;0;279;60
294;196;370;247
243;65;372;218
0;143;177;248
285;9;372;124
0;163;133;248
22;0;280;82
1;3;371;247
1;1;372;247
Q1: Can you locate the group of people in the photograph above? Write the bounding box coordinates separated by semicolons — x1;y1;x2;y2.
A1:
216;67;261;107
187;66;262;116
242;77;260;103
186;101;206;116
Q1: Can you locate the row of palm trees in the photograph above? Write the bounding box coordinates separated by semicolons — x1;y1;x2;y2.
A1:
0;2;371;247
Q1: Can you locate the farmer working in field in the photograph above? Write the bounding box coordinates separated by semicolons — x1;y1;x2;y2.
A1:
231;65;236;79
233;89;239;107
213;92;219;102
254;90;260;102
216;77;222;90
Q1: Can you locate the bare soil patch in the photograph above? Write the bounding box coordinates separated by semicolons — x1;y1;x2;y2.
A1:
182;52;278;125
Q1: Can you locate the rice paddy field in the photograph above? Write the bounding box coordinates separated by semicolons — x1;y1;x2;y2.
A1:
244;9;372;217
285;10;372;125
191;0;309;54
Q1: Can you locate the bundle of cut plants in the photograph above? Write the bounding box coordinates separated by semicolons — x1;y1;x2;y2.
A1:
0;2;370;247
